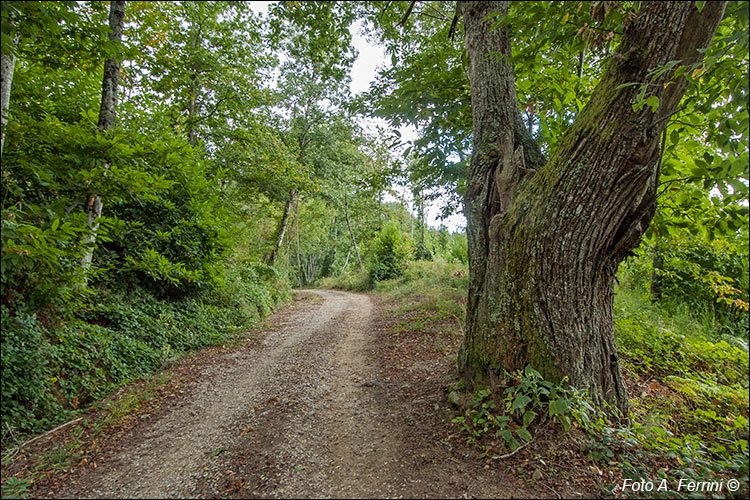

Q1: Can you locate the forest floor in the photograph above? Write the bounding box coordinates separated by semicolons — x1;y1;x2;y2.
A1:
4;290;596;499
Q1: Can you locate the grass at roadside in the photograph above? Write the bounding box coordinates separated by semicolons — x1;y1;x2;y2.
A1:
1;369;178;499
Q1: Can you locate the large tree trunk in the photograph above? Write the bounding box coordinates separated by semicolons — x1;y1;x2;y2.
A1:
1;12;18;157
79;0;126;281
459;1;726;414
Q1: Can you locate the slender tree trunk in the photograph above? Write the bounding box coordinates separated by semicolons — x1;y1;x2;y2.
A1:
305;254;316;284
295;199;302;286
79;0;126;282
188;76;198;145
342;247;352;270
186;21;201;146
377;191;383;227
268;189;295;265
1;13;19;157
459;1;725;414
332;218;338;269
417;192;426;246
327;217;338;277
344;192;362;269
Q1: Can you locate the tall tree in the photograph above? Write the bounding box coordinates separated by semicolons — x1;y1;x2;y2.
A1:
268;188;296;266
79;0;125;280
264;1;358;267
0;8;19;156
458;1;726;413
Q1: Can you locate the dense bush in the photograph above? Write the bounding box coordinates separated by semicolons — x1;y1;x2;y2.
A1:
318;267;371;292
93;141;234;298
1;268;289;440
428;228;467;265
224;261;291;320
414;240;433;261
445;232;468;264
658;237;748;336
368;222;415;282
619;233;749;340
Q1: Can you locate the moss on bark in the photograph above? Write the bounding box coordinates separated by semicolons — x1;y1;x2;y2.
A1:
459;1;726;414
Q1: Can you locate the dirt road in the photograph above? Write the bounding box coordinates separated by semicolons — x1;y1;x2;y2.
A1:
39;290;541;498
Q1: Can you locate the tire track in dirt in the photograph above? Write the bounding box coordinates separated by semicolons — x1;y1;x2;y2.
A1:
325;290;408;497
222;289;409;499
45;289;544;499
56;290;355;498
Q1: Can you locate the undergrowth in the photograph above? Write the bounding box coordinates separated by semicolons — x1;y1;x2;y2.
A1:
608;284;748;498
318;267;371;292
452;367;589;456
366;257;748;498
1;261;290;450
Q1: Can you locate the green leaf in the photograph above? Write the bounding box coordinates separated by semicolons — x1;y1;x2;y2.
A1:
516;427;533;442
615;82;639;91
646;95;660;112
51;218;60;231
511;393;532;412
548;397;569;416
560;415;572;431
524;366;542;379
523;409;537;427
499;429;520;450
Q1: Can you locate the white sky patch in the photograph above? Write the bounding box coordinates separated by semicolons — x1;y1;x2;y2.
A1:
248;1;272;16
427;205;467;232
349;19;382;96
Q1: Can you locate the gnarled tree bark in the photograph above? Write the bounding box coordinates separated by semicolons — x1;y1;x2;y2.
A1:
459;0;726;414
